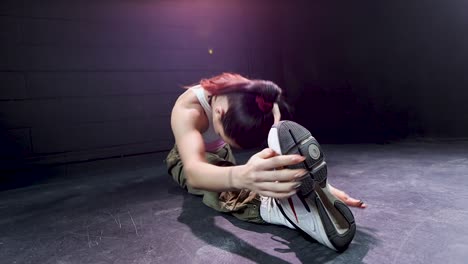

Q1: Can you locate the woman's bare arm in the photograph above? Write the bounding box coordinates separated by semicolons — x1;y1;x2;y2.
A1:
170;100;307;198
171;103;231;190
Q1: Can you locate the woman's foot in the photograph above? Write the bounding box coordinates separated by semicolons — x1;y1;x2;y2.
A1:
263;120;356;252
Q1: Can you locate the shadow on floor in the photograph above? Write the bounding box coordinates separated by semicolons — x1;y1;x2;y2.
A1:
174;186;379;263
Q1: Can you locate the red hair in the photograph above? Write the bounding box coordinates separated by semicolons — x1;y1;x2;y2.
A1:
200;73;250;95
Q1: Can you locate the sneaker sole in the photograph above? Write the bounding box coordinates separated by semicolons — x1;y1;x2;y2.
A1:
268;121;356;252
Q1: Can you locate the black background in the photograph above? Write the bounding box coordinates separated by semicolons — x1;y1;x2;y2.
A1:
1;0;467;167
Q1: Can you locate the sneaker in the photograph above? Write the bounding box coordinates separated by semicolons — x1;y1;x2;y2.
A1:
264;120;356;252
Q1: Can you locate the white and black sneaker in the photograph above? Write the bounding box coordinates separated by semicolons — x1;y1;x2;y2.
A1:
262;120;356;252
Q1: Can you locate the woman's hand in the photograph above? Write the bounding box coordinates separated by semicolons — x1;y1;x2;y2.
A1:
329;184;367;208
234;148;308;199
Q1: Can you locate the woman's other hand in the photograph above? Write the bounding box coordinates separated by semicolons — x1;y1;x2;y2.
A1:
329;184;367;208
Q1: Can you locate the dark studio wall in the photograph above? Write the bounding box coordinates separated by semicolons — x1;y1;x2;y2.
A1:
0;0;282;171
277;1;468;142
1;0;468;172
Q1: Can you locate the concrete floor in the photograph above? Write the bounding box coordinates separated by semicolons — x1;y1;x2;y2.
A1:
1;140;468;264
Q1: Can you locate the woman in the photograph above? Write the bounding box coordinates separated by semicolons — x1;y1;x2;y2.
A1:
166;73;366;251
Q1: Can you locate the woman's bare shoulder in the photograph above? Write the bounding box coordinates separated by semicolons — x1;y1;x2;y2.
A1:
172;88;208;132
175;88;200;108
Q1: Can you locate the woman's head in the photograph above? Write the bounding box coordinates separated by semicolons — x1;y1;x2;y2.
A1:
200;73;283;149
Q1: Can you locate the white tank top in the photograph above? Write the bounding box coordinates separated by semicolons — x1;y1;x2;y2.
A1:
190;85;226;151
